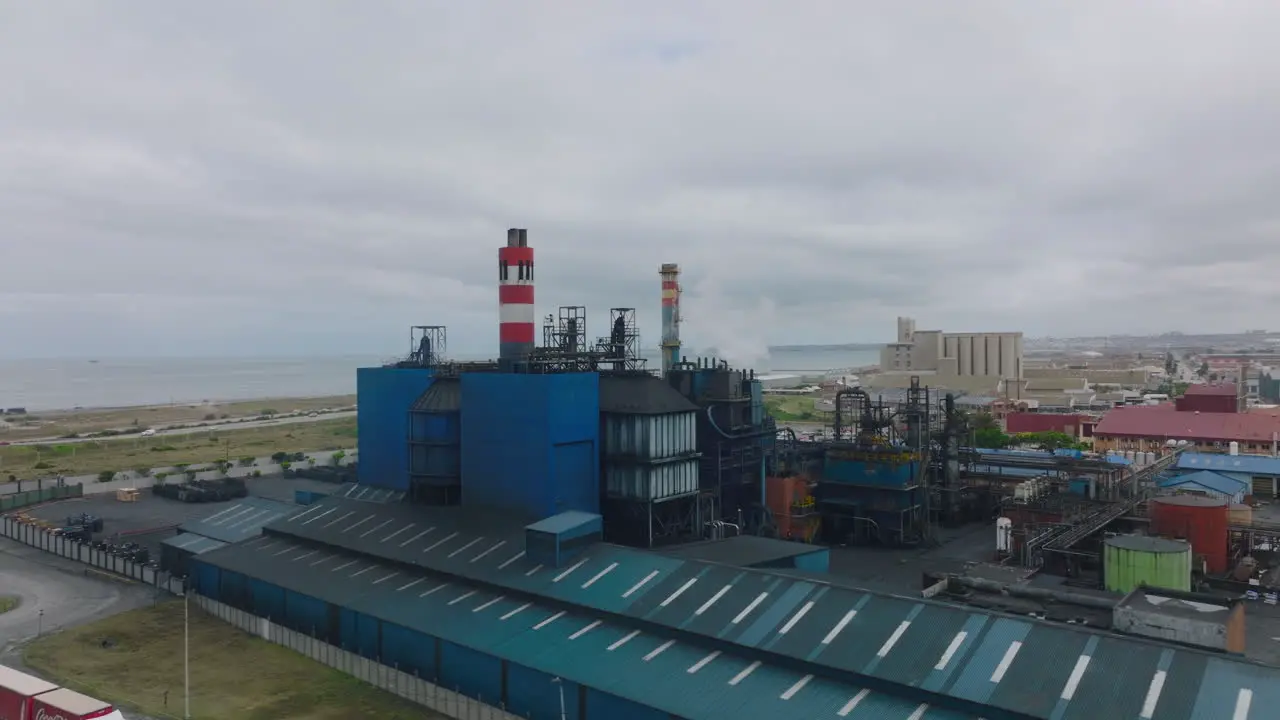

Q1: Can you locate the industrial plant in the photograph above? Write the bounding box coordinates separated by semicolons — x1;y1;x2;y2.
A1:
180;229;1280;720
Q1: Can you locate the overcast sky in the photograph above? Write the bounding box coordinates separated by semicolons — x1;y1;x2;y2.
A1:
2;2;1278;360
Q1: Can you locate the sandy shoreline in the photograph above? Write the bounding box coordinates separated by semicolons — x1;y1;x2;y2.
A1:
1;394;357;441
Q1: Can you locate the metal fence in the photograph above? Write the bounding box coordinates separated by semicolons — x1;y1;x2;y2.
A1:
0;515;185;594
196;596;530;720
0;512;525;719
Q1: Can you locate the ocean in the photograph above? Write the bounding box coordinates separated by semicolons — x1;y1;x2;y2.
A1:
0;347;880;411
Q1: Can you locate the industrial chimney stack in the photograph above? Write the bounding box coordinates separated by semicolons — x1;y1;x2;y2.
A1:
499;229;535;362
660;263;682;375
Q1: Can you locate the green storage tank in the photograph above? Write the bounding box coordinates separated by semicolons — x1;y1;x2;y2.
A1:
1104;535;1192;594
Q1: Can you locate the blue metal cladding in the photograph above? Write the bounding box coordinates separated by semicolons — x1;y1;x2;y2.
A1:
248;578;285;620
584;689;669;720
355;612;380;659
381;624;438;680
506;663;583;720
824;458;917;487
191;560;221;598
461;372;600;517
356;367;435;491
283;590;328;636
791;548;830;573
408;412;461;477
439;641;502;704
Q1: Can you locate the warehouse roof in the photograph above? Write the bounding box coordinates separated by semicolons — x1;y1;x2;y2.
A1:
161;533;227;555
198;536;960;720
332;482;407;504
265;496;1280;719
179;496;298;543
1094;403;1280;442
1159;470;1246;497
659;535;825;567
598;374;698;415
1178;452;1280;476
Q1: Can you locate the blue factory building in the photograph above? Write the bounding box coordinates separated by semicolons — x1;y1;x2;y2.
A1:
191;493;1280;720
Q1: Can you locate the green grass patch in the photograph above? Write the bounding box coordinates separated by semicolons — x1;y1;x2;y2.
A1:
24;601;438;720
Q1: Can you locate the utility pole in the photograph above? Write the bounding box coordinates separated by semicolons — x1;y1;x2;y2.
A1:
551;676;566;720
184;588;191;719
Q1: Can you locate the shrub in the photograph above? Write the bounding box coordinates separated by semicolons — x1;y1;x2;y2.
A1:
33;462;53;470
97;470;115;483
239;456;255;466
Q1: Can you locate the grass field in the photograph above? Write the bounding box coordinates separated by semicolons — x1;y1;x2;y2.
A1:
1;395;356;442
24;601;440;720
0;417;357;477
764;394;826;422
0;596;16;614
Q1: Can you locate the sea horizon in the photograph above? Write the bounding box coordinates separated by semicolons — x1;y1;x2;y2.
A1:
0;346;882;412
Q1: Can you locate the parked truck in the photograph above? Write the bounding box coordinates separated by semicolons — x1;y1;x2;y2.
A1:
0;665;123;720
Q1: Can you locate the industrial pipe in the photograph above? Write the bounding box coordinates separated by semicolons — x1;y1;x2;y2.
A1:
945;575;1117;610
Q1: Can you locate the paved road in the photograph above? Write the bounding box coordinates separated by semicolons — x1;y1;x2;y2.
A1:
0;539;161;719
7;411;356;447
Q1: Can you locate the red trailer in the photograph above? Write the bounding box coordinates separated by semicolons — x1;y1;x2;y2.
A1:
0;665;58;720
28;688;122;720
0;667;123;720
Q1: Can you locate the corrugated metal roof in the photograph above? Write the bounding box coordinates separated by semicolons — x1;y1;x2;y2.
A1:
332;482;408;504
1178;452;1280;477
411;377;461;412
599;374;698;415
526;510;599;535
161;533;228;555
1159;470;1246;496
265;496;1280;719
660;535;824;567
178;496;299;543
1094;404;1280;443
199;536;954;720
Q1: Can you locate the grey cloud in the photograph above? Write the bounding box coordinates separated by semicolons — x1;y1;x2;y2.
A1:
2;1;1280;358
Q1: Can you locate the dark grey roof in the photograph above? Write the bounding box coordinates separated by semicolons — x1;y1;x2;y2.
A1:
178;496;299;543
411;377;461;412
599;374;698;415
659;535;824;567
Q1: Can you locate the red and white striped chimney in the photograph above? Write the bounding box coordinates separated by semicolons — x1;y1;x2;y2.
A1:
498;228;535;360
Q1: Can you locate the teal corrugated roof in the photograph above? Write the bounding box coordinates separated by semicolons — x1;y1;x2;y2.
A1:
160;533;227;555
179;497;299;543
263;496;1280;719
198;537;944;720
526;510;600;535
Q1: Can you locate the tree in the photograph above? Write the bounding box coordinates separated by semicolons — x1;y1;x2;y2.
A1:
1198;361;1209;377
1164;351;1177;377
974;427;1010;449
969;412;1000;431
1013;431;1086;452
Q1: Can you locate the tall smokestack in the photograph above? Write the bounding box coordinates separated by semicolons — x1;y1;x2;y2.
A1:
499;229;535;361
660;263;681;374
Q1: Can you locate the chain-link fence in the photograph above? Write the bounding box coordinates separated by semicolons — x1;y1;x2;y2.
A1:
196;596;530;720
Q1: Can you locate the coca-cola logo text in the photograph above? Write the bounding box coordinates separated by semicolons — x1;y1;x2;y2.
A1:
35;708;69;720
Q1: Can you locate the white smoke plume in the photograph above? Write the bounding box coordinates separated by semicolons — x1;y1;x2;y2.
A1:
679;272;778;372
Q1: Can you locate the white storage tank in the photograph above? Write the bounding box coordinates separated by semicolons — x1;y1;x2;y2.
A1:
1126;450;1136;462
1145;452;1156;465
1229;441;1240;456
996;517;1012;552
